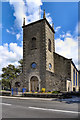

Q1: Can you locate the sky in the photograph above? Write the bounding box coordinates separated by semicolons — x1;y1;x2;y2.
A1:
0;0;79;76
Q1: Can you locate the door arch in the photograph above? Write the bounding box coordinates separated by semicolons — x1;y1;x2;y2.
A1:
30;76;39;92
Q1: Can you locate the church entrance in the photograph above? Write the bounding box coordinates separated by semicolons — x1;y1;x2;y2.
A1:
30;76;39;92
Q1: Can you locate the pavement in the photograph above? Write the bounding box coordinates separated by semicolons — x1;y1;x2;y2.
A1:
0;96;80;118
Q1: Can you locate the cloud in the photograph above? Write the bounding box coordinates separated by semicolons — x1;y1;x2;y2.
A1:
55;32;78;68
0;43;23;75
46;13;53;25
55;26;61;32
6;29;15;35
8;0;42;28
60;34;65;38
8;0;52;27
16;33;20;40
6;29;10;33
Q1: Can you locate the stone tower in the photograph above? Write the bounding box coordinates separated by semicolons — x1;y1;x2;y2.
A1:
22;16;55;92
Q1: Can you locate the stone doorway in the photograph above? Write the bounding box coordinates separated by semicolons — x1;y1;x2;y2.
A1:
30;76;39;92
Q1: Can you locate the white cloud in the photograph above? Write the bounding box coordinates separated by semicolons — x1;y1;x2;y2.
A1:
6;29;10;33
0;43;23;75
8;0;42;28
6;29;15;35
60;34;65;38
55;26;61;32
55;32;78;68
16;33;20;40
8;0;52;28
46;13;52;25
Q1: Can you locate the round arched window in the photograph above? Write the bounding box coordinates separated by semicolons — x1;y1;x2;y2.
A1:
15;82;21;87
49;63;52;69
31;62;37;69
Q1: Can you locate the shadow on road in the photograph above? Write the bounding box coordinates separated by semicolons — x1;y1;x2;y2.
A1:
52;96;80;104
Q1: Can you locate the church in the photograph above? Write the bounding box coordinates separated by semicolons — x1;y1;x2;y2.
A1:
12;11;79;92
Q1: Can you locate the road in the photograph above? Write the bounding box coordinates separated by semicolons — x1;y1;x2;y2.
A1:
1;97;79;118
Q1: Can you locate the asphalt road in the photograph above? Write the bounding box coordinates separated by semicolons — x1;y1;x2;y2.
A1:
1;97;79;118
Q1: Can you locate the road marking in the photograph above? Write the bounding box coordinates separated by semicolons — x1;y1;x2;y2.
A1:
0;103;12;106
29;107;79;114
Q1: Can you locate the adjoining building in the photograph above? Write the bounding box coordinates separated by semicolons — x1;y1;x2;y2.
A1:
12;11;79;92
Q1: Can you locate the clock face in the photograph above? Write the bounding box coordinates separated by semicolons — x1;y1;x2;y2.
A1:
49;63;52;69
31;62;37;69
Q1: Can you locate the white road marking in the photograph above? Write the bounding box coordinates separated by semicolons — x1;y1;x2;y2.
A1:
29;107;79;114
0;103;11;106
0;101;79;115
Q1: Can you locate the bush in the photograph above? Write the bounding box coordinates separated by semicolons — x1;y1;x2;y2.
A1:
52;91;59;94
41;88;45;92
47;90;52;93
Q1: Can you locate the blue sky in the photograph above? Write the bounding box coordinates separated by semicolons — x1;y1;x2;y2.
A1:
0;0;79;75
41;2;78;38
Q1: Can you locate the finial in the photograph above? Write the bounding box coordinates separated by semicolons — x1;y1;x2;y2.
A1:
23;17;25;26
43;9;46;19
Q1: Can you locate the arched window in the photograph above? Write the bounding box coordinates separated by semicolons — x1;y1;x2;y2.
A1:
48;39;51;52
31;37;36;50
76;72;77;86
73;69;75;86
15;82;21;87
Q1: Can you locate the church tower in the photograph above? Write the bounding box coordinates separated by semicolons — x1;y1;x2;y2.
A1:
22;12;55;92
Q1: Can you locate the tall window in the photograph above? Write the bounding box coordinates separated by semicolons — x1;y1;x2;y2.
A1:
76;72;77;86
73;69;75;86
31;37;36;50
48;39;51;52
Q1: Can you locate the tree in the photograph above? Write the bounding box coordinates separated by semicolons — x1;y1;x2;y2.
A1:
18;59;23;73
1;64;21;90
1;59;23;90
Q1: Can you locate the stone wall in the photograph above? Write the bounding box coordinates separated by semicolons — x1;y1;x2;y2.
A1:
11;73;23;92
45;21;55;73
46;71;66;91
22;19;47;91
54;52;71;79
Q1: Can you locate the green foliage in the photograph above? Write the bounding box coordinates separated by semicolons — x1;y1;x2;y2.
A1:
1;59;23;90
52;91;59;94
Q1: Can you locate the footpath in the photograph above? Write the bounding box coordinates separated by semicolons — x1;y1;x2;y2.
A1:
0;95;80;103
0;95;55;101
